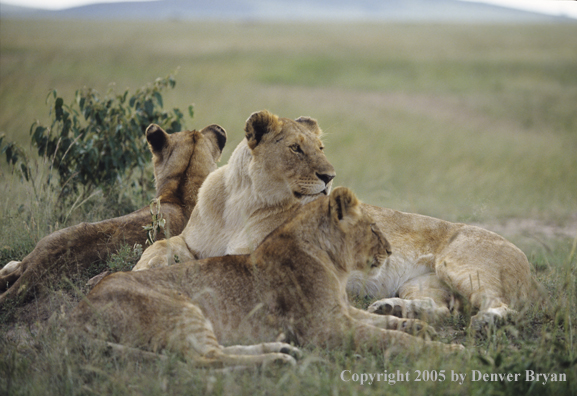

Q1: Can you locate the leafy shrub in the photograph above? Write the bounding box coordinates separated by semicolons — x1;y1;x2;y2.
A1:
1;73;193;209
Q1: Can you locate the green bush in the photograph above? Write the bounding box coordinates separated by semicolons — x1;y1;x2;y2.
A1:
1;73;193;209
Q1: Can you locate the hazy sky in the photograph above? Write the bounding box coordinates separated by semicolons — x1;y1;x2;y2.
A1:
2;0;152;9
2;0;577;19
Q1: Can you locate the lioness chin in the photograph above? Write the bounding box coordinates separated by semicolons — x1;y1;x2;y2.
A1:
72;187;463;368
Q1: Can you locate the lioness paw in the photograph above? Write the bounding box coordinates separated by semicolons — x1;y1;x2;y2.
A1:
368;297;446;323
259;341;302;359
263;353;297;367
278;344;302;360
470;307;513;332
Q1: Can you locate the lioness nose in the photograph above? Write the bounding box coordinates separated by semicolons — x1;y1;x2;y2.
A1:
316;173;335;185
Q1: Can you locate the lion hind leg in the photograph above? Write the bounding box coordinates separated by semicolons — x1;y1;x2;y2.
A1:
94;340;296;369
469;305;517;332
172;303;296;367
467;292;518;331
79;284;295;368
436;258;520;330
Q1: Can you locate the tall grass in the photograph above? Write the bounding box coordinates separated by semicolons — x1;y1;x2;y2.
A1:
1;19;576;395
1;238;575;395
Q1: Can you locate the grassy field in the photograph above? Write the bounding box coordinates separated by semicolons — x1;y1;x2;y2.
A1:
1;18;577;395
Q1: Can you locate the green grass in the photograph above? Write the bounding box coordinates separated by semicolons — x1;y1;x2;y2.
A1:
1;20;576;221
1;19;577;395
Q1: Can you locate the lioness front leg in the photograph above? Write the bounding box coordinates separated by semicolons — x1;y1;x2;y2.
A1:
133;235;195;271
348;306;437;340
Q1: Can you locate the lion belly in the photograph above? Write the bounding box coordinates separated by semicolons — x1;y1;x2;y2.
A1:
347;253;435;299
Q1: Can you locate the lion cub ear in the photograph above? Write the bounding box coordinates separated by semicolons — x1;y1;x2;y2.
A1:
329;187;361;228
146;124;169;154
200;124;227;159
244;110;281;150
295;116;322;136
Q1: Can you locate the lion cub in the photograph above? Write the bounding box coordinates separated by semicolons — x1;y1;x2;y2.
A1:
133;110;336;270
0;123;226;306
72;187;462;367
350;205;534;331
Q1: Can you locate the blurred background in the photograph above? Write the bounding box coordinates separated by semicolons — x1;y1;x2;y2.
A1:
1;0;576;251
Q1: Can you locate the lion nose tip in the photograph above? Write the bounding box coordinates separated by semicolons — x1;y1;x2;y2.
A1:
316;173;335;185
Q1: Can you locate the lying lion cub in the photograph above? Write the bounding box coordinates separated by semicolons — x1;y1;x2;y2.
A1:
72;187;462;367
0;123;226;306
133;110;336;270
349;205;534;331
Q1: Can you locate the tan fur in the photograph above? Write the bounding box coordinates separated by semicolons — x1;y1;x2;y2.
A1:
0;123;226;306
348;205;534;330
133;110;336;270
71;188;463;367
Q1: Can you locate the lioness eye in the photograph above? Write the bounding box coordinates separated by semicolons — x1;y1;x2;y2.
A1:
319;146;324;151
290;144;303;154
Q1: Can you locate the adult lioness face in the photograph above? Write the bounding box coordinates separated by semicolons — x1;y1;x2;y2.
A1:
245;110;336;205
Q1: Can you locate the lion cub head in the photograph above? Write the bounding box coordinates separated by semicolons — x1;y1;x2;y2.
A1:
244;110;335;205
325;187;392;274
146;123;226;217
273;186;392;276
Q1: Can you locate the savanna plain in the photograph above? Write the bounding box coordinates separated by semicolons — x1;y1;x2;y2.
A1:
0;18;576;395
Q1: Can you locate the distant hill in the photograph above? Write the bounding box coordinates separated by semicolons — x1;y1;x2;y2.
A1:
1;0;573;23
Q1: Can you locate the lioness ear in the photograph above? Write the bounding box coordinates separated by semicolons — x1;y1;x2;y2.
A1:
200;124;227;156
329;187;361;226
244;110;280;150
295;116;322;136
146;124;169;154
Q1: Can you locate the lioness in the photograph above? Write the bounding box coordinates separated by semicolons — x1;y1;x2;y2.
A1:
72;187;462;367
133;110;336;270
0;123;226;306
349;206;533;330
